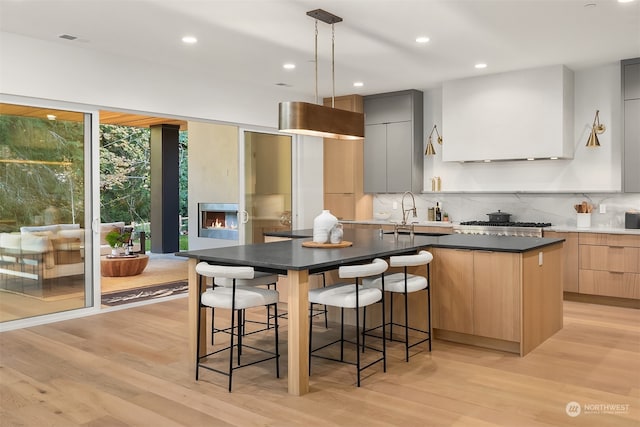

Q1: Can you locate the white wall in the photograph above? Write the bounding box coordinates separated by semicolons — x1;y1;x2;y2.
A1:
423;62;623;192
0;32;311;127
374;192;639;229
0;31;323;230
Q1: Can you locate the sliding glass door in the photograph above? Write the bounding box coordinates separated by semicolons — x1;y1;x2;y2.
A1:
0;103;93;323
241;131;292;244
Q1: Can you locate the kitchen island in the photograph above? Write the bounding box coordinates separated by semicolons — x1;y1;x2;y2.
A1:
264;229;565;357
179;229;564;395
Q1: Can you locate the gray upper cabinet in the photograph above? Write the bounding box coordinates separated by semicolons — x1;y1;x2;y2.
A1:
363;90;423;193
623;59;640;193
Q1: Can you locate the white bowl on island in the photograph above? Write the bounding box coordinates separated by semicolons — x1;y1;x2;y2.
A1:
373;212;392;221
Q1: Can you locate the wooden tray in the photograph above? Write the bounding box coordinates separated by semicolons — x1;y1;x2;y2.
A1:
302;240;353;248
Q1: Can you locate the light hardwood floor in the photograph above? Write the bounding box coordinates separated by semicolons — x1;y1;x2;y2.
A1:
0;254;188;322
0;299;638;426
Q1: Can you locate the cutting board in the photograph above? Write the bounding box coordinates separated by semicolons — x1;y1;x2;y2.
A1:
301;240;353;248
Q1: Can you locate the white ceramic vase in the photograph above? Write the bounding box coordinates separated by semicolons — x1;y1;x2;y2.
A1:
330;223;344;244
313;210;338;243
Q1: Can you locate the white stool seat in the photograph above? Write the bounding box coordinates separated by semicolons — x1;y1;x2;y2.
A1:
201;287;279;310
215;271;278;287
363;272;427;293
309;283;382;308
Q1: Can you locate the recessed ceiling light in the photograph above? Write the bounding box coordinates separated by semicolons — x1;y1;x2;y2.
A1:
550;157;558;160
475;63;488;69
618;0;635;3
484;159;491;163
181;36;197;44
415;36;430;44
46;114;56;121
283;63;296;70
527;158;535;161
353;82;364;87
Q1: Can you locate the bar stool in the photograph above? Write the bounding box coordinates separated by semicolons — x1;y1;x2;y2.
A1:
362;250;433;361
212;271;280;339
309;272;329;328
195;262;280;392
308;258;388;387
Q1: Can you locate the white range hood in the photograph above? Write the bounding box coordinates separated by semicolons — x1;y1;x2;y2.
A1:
442;64;574;162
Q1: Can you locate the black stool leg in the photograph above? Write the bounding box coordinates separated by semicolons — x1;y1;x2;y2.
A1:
355;278;362;387
237;309;243;363
228;308;235;392
389;292;394;341
404;267;410;362
274;303;280;378
381;273;386;372
362;305;367;353
309;303;314;375
427;264;432;352
322;273;328;328
196;301;202;380
340;308;345;362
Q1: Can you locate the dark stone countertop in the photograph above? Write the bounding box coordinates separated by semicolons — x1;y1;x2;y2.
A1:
263;228;565;253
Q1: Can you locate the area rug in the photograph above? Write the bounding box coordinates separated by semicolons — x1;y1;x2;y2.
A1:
101;281;188;306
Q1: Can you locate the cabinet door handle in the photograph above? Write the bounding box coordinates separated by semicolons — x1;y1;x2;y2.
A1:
608;246;624;249
609;271;624;274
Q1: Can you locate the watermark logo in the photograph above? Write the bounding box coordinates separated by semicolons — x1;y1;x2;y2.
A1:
565;401;630;417
566;401;581;417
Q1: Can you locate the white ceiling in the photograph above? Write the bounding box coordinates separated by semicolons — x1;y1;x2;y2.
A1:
1;0;639;100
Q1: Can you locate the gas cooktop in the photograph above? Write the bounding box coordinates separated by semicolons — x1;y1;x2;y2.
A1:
459;221;552;227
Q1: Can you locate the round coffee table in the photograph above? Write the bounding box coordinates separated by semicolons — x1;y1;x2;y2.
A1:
101;254;149;277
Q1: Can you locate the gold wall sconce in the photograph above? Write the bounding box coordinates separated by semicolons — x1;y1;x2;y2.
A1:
425;124;442;155
586;110;605;147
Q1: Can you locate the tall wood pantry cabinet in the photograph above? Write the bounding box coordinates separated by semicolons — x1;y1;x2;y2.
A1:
322;95;372;220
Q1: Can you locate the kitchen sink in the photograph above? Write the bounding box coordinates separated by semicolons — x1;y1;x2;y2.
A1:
383;231;447;237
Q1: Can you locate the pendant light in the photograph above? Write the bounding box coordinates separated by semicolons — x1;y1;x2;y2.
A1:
586;110;605;147
278;9;364;140
425;124;442;155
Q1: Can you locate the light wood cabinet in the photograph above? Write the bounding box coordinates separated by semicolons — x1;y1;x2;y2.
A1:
432;248;474;334
473;251;521;342
431;243;562;356
322;95;372;220
432;249;520;341
578;232;640;299
543;231;579;292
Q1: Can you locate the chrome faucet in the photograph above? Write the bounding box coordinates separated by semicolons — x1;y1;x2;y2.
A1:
401;191;417;225
394;191;418;238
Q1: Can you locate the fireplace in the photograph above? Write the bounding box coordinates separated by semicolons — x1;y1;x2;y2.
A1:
198;203;239;240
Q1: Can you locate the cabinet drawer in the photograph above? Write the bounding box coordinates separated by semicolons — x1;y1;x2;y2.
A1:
579;270;640;299
579;245;640;273
579;233;640;247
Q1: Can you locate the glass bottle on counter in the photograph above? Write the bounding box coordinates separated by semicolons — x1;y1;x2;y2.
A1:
435;202;442;221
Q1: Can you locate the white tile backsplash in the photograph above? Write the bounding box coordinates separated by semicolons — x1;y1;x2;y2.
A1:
373;193;640;229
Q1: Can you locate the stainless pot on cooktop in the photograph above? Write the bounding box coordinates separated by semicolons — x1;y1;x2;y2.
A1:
486;210;512;222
